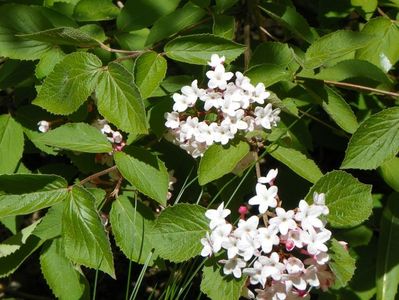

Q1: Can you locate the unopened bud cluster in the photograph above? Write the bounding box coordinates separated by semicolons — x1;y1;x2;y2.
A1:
201;169;337;300
165;54;281;158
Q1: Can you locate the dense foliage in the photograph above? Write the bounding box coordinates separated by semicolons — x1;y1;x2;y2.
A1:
0;0;399;299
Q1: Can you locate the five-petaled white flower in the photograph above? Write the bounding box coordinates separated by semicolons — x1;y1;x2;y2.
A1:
248;183;278;214
205;202;231;229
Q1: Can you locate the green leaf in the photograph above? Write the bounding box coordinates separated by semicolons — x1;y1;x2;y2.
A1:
0;115;24;174
351;0;377;19
376;193;399;300
304;30;373;69
33;203;64;241
379;157;399;192
145;2;206;46
304;83;359;134
341;107;399;170
201;260;246;300
96;62;148;134
151;203;208;262
110;195;156;264
114;29;150;51
215;0;239;13
329;238;356;288
34;123;113;153
269;145;323;184
117;0;181;31
356;17;399;72
0;4;76;60
114;148;168;205
245;64;293;87
62;186;114;277
213;15;235;39
164;34;246;65
74;0;119;21
17;27;99;47
0;220;40;258
259;2;314;43
305;170;373;228
41;238;89;300
35;48;65;79
134;52;167;99
0;174;68;218
33;52;103;115
250;41;298;70
309;59;393;87
198;141;250;185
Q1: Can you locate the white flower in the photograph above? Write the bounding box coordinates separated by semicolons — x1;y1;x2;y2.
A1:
206;64;233;90
269;208;297;235
210;223;232;252
254;104;280;130
195;122;217;146
200;91;223;110
221;256;246;278
294;200;324;231
260;252;285;281
112;131;123;143
205;202;231;229
244;258;268;287
172;93;196;112
234;215;259;239
222;236;239;259
37;120;50;133
200;232;213;257
208;54;225;68
313;192;329;215
212;123;234;145
165;112;180;129
101;124;112;134
257;225;279;254
179;116;199;141
235;72;254;92
300;227;331;255
181;79;205;100
236;234;261;261
248;183;278;214
282;228;304;251
251;83;270;105
258;169;278;185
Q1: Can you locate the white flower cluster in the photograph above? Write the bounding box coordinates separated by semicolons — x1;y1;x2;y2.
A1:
164;54;281;158
201;169;337;300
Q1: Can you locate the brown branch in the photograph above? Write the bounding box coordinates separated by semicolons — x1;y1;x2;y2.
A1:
78;165;118;186
323;80;399;98
259;26;279;41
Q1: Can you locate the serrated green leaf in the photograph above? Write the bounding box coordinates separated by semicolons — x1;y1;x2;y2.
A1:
74;0;119;22
34;203;64;241
329;238;356;288
0;174;68;218
0;115;24;174
0;216;18;234
351;0;377;19
96;62;148;134
17;27;99;47
259;2;314;43
304;30;373;69
33;52;103;115
145;2;206;45
341;107;399;170
269;145;323;183
305;170;373;228
40;238;89;300
62;186;114;277
134;52;167;99
33;123;113;153
0;4;76;60
150;203;208;262
201;260;246;300
376;192;399;300
379;157;399;192
117;0;181;31
245;64;293;87
213;15;235;39
198;141;250;185
0;220;40;258
164;34;246;65
114;148;168;205
250;41;298;71
356;17;399;72
110;195;156;264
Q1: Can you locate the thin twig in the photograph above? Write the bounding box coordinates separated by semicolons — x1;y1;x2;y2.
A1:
99;42;143;54
110;173;123;198
254;151;261;179
323;80;399;98
259;26;279;41
114;52;147;62
78;165;117;186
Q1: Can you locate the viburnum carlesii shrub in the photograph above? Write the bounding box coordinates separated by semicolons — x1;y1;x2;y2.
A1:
164;54;281;158
201;169;339;300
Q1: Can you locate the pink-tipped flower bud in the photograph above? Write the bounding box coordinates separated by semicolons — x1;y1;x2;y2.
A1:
238;205;248;219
